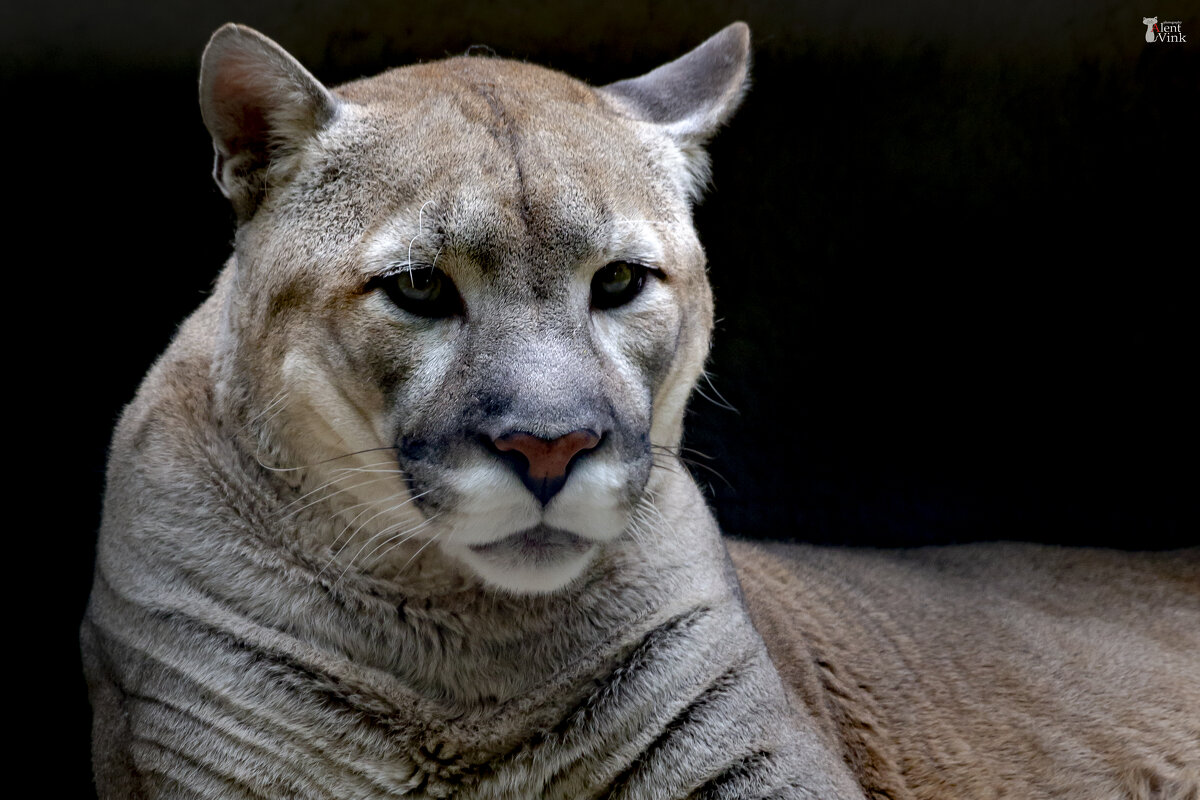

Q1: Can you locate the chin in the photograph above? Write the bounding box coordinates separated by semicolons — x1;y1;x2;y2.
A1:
441;525;600;594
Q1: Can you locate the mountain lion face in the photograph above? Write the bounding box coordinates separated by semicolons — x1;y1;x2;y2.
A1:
203;26;744;592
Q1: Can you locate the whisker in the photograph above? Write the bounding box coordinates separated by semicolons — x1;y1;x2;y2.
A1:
256;398;291;429
628;513;651;542
275;458;399;512
698;370;739;413
677;458;732;489
241;390;289;432
389;523;444;577
406;199;437;268
312;496;390;548
276;474;400;520
324;490;432;570
329;457;404;472
345;492;430;543
648;443;732;489
330;467;406;475
338;516;438;582
649;459;682;477
255;445;400;473
359;516;435;566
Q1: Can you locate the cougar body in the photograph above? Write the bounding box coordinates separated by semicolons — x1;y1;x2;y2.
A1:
83;22;1199;800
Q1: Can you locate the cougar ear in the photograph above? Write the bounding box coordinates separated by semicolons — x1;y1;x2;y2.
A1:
199;24;339;221
601;22;750;200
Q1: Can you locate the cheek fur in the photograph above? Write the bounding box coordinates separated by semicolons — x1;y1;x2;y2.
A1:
591;283;683;403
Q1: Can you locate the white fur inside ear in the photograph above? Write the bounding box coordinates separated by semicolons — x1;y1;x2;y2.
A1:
666;137;714;204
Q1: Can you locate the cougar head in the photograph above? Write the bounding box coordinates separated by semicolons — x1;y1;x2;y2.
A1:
200;23;749;593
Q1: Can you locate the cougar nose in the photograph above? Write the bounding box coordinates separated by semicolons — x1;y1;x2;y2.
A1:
491;430;601;505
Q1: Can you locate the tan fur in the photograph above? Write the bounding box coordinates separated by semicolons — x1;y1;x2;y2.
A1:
730;541;1200;799
83;22;1199;800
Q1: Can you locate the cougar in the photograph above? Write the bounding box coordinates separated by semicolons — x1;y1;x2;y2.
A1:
83;22;1199;800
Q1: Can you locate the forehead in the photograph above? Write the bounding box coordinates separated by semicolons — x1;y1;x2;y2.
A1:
327;56;683;261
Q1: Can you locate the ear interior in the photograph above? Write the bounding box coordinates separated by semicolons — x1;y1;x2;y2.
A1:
601;23;750;201
602;22;750;196
199;24;338;220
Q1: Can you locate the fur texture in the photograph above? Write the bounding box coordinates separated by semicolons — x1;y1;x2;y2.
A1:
83;22;1199;800
731;542;1200;800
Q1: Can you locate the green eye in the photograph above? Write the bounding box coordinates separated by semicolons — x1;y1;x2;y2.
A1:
591;261;648;310
373;266;463;318
397;269;439;301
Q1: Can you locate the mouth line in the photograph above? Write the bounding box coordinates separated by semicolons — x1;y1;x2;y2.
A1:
468;524;593;560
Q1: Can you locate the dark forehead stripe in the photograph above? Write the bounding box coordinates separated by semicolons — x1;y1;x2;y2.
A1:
416;69;610;274
470;80;537;233
349;57;636;275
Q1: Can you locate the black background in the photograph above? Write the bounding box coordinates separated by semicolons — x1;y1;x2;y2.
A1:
5;1;1195;795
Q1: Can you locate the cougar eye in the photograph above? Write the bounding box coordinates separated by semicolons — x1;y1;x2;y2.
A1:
372;266;463;318
591;261;648;310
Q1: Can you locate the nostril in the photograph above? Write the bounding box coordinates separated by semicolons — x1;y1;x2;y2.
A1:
489;429;602;504
481;433;530;475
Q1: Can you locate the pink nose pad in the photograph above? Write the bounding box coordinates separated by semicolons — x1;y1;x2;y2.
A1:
491;430;601;504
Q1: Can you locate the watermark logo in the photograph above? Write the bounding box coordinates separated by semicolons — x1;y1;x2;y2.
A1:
1143;17;1187;43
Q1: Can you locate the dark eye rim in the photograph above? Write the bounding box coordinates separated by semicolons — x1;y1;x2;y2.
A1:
590;260;663;311
365;265;464;319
